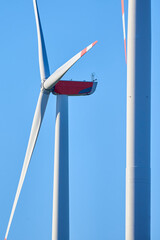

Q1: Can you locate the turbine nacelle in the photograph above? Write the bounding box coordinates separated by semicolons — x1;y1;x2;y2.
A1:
52;80;97;96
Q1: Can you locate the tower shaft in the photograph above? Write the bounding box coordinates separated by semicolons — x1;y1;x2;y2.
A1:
126;0;151;239
52;95;69;240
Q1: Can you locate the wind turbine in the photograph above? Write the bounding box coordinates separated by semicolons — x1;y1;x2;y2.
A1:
4;0;97;240
121;0;151;239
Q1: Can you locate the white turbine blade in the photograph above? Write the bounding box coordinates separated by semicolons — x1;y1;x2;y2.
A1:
33;0;50;80
5;91;49;240
121;0;127;63
44;41;98;90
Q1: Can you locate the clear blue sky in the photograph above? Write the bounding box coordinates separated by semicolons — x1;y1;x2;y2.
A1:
0;0;160;239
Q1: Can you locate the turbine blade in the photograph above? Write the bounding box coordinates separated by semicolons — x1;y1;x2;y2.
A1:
121;0;127;63
44;41;98;90
33;0;50;80
5;90;49;240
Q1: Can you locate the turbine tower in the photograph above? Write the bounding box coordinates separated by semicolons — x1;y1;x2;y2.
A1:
121;0;151;239
4;1;97;240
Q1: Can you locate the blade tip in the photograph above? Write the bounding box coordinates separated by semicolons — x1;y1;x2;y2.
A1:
121;0;124;14
92;40;98;46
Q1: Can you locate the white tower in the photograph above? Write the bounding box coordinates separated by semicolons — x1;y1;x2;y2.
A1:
126;0;151;239
52;95;69;240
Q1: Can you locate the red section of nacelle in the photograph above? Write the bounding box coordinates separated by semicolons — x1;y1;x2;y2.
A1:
52;80;97;96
